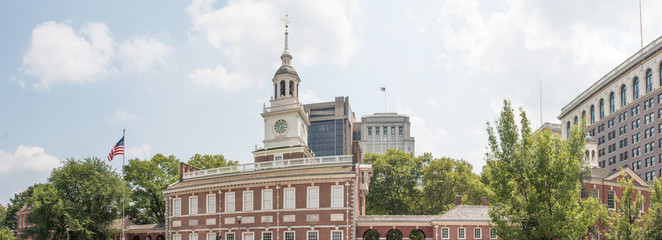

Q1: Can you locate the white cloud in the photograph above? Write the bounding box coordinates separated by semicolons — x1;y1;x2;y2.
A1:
298;89;321;104
105;109;140;125
21;21;115;90
126;144;151;160
0;145;61;174
119;36;172;72
185;0;360;91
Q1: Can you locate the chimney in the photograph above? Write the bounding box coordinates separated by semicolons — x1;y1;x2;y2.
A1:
482;197;489;206
455;195;462;206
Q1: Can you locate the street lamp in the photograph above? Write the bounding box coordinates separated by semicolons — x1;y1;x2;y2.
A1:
237;216;242;240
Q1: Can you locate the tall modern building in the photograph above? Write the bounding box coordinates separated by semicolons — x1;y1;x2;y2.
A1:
303;97;356;157
358;113;415;155
559;35;662;182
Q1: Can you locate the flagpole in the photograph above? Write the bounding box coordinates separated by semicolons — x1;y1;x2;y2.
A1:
122;129;126;240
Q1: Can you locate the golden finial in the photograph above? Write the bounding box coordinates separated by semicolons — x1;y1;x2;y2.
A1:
280;14;291;29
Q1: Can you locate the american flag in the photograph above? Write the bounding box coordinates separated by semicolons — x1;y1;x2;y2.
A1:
107;136;124;162
380;87;386;92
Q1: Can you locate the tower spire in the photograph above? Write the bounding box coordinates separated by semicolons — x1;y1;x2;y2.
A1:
280;14;292;66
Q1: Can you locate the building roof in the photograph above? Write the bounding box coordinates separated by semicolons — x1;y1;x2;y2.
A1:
357;215;437;223
274;65;298;77
435;205;490;221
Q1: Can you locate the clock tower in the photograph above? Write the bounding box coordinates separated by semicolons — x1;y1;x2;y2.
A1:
253;19;313;163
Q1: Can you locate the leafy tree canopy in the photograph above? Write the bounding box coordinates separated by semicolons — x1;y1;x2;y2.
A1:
123;153;179;224
484;99;605;240
422;157;488;214
187;153;238;169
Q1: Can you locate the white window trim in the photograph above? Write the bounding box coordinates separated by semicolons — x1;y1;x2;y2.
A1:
489;228;497;239
189;196;198;215
306;230;319;240
173;198;181;216
207;233;216;240
225;192;235;212
331;230;343;240
284;231;295;240
261;231;273;240
244;190;254;211
441;227;449;239
608;190;616;210
307;186;319;208
242;231;255;240
189;233;198;240
474;228;482;239
173;234;182;240
458;227;466;239
331;185;344;208
225;232;235;240
262;189;273;210
284;188;296;209
207;194;216;213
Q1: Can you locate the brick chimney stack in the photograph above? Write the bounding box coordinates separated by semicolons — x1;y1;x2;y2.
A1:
482;197;489;206
455;195;462;206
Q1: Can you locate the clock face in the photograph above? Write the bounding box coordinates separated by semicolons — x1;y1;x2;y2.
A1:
274;119;288;134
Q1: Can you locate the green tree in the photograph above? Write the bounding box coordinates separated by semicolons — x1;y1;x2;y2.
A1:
364;149;428;215
27;158;128;240
604;171;644;240
640;178;662;239
2;184;39;231
123;154;179;224
187;154;238;169
422;157;488;214
485;100;605;240
0;227;16;240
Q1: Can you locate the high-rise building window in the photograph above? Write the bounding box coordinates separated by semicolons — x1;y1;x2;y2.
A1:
609;92;615;113
646;68;653;93
659;63;662;86
368;127;372;136
375;127;380;135
567;121;571;138
391;126;395;135
634;77;640;100
590;105;595;124
621;84;627;107
574;116;578;126
382;126;387;135
599;99;605;119
398;126;403;135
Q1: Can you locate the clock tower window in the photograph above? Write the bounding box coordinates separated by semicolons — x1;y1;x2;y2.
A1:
280;80;286;97
289;80;294;97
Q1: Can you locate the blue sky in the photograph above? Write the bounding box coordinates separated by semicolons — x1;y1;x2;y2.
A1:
1;0;662;205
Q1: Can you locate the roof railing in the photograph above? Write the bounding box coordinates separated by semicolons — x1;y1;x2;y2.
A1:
182;155;353;179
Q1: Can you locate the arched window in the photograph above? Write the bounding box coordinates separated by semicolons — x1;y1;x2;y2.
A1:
289;80;294;97
599;98;605;119
386;229;403;240
409;230;425;240
621;85;627;107
590;105;595;124
609;92;615;113
279;80;285;97
659;63;662;87
364;230;380;240
633;77;640;100
582;110;586;123
646;68;653;93
574;116;578;126
567;121;571;138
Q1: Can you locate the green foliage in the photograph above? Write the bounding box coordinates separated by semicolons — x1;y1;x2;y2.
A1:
422;156;488;214
364;149;427;215
123;153;179;224
604;171;644;240
408;230;424;240
187;154;238;169
640;179;662;239
485;99;606;240
364;230;380;240
0;227;15;240
386;230;403;240
27;158;128;240
2;184;39;231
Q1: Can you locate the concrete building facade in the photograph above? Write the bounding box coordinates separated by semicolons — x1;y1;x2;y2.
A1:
559;36;662;182
358;113;415;156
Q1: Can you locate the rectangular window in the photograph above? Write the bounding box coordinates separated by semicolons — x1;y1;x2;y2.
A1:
382;126;387;135
458;227;466;239
243;190;254;211
173;198;181;216
190;233;198;240
331;231;343;240
474;228;482;239
331;185;344;207
262;232;273;240
284;188;295;209
225;192;235;212
207;233;216;240
243;232;254;240
284;231;295;240
441;228;449;239
226;233;235;240
307;231;319;240
399;126;403;135
375;127;380;135
590;188;599;198
368;127;372;136
307;187;319;208
391;126;395;135
173;234;181;240
207;194;216;213
608;191;616;210
262;189;273;210
489;228;497;239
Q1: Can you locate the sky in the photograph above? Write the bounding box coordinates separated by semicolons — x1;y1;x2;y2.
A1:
2;0;662;205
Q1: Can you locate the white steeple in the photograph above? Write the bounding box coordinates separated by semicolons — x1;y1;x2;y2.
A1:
280;15;292;66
